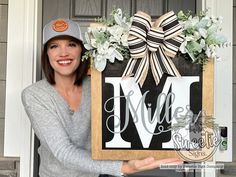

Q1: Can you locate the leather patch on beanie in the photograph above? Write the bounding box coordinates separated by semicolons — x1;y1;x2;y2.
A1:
52;19;69;32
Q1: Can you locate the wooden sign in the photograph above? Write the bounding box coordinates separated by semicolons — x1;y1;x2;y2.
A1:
91;55;214;160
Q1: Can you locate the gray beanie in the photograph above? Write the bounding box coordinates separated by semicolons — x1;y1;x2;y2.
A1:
43;18;83;45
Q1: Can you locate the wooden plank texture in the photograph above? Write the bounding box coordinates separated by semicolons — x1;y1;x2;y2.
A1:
136;0;164;17
74;0;102;17
168;0;196;14
43;0;70;25
106;0;132;17
0;5;8;42
233;122;236;161
0;81;5;118
234;7;236;45
233;46;236;83
0;43;7;80
0;0;8;4
0;119;4;155
233;84;236;123
0;153;16;170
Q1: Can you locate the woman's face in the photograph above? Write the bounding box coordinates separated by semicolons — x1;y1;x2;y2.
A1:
47;36;82;79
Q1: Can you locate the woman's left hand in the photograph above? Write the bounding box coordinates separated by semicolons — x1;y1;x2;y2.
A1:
121;157;183;175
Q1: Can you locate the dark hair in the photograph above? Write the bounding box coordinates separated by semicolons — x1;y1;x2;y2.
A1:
41;37;89;86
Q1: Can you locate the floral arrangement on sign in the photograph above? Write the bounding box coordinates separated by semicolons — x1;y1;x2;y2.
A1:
177;10;228;64
83;8;132;71
83;8;228;71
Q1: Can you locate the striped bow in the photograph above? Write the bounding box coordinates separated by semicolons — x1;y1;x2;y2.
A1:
122;11;184;87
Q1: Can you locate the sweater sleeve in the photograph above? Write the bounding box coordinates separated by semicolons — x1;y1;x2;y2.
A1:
21;88;123;177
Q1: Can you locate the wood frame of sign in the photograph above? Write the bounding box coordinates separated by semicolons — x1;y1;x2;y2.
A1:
91;57;214;161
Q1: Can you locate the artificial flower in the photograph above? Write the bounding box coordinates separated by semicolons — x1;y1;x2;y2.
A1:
83;8;131;71
178;10;227;64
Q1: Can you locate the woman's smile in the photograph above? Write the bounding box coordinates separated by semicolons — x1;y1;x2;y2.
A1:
57;59;73;65
47;36;82;77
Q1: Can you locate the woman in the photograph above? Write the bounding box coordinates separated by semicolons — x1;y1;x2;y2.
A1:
21;18;183;177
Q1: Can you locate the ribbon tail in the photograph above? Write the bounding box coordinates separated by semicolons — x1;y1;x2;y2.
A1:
122;58;137;79
134;54;149;87
159;47;181;77
150;52;163;85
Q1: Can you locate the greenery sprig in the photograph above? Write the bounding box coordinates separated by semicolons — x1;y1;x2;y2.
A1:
177;10;228;65
83;8;131;71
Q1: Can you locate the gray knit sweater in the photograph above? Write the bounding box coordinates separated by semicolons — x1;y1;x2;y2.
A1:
21;76;123;177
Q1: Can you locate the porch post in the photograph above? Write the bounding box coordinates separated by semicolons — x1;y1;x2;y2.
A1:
5;0;42;177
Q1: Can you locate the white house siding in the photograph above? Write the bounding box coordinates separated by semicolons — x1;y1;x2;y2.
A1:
0;0;19;176
217;0;236;176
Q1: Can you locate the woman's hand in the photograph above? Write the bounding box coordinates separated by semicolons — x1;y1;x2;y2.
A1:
121;157;183;175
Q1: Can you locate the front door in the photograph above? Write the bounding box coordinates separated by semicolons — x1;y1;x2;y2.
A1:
39;1;197;177
42;0;196;37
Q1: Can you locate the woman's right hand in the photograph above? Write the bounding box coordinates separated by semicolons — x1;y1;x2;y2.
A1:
121;157;183;175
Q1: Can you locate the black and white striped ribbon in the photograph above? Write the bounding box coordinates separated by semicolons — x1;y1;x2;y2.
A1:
122;11;184;87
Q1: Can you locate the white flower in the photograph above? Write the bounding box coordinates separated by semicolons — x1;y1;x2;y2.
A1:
179;40;187;53
106;47;116;63
205;45;216;58
121;34;128;47
186;48;196;61
114;8;131;29
184;16;199;29
114;8;123;26
211;15;218;23
91;29;99;39
97;41;109;55
205;48;211;58
84;32;93;50
200;39;206;48
218;16;223;24
108;25;124;43
198;28;207;38
178;10;228;64
185;35;194;41
84;43;93;50
193;31;201;40
91;39;97;48
83;8;131;72
197;16;211;28
94;55;107;72
112;49;124;61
